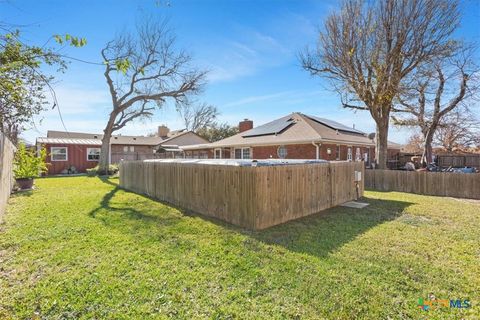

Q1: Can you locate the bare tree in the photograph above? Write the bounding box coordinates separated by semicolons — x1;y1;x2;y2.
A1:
434;109;480;153
403;133;424;154
99;19;206;173
177;102;219;132
300;0;460;169
392;46;479;163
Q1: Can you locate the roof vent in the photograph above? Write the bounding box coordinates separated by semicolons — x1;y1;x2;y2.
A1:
94;135;98;139
133;137;137;140
114;137;118;139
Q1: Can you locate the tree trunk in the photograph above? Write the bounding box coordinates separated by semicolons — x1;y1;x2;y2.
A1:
98;114;116;175
375;122;389;169
422;130;435;164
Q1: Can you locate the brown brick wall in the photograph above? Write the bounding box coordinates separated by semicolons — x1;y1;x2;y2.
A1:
252;144;317;159
251;144;374;161
184;144;399;163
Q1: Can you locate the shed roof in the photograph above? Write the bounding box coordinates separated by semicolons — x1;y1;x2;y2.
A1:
38;130;206;147
46;130;165;145
36;137;102;145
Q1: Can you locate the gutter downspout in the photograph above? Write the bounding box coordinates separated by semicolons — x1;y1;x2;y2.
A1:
311;141;320;160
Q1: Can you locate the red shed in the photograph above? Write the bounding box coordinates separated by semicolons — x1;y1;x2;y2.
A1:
37;137;102;175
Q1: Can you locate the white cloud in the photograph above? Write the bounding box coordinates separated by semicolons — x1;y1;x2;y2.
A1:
223;90;297;108
203;27;292;83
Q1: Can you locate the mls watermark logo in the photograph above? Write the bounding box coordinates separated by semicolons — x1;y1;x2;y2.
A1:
417;293;471;311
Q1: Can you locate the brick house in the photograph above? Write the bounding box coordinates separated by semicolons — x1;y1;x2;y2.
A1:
183;112;402;165
37;126;208;175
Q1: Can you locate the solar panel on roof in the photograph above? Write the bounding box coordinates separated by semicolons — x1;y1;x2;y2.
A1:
242;116;295;137
305;115;365;134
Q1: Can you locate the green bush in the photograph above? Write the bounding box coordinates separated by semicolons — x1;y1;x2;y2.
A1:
86;164;119;176
13;143;48;179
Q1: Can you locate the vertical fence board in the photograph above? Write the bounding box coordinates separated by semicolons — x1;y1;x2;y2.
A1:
120;161;364;230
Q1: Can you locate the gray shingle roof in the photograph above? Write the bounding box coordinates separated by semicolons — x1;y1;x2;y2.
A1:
183;112;376;150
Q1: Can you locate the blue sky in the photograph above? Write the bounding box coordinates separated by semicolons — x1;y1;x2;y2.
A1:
2;0;480;144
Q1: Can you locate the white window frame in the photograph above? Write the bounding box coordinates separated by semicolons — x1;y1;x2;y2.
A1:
347;147;352;161
277;146;287;159
214;148;222;159
123;146;128;153
129;146;135;152
336;145;340;160
242;147;251;159
51;147;68;161
355;147;361;161
87;148;101;161
234;147;251;159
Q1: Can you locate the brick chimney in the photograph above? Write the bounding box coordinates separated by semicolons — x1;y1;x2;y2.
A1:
158;125;170;137
239;119;253;133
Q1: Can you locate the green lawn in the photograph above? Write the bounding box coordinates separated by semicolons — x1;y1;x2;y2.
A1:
1;176;478;319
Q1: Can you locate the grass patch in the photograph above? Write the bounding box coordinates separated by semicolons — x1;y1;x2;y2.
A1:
1;176;479;319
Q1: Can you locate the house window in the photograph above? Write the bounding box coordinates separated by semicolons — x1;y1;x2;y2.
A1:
123;146;128;152
277;146;287;159
51;147;68;161
242;148;251;159
336;145;340;160
234;147;251;159
355;147;361;161
347;147;352;161
87;148;100;161
214;148;222;159
235;149;242;159
129;146;135;152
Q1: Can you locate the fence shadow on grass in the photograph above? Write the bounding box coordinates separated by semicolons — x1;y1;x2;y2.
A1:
90;177;413;258
248;196;413;258
88;177;185;231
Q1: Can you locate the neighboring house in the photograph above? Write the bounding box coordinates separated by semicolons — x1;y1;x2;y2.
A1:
182;112;402;165
36;125;208;175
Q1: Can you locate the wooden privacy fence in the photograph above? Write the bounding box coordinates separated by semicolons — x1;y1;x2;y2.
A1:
119;161;364;230
0;132;16;221
365;169;480;199
437;155;480;169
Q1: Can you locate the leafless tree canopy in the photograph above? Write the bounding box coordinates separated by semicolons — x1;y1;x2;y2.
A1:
300;0;460;168
98;18;206;172
403;133;424;154
392;45;479;162
434;109;480;153
178;102;219;132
